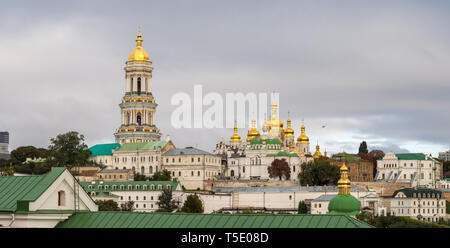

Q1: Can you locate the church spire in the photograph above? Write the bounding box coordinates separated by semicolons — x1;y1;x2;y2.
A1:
337;162;351;195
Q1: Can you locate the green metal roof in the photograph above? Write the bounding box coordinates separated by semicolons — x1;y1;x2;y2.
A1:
89;143;121;157
0;167;66;212
395;153;427;160
80;180;179;193
116;141;168;151
55;212;373;228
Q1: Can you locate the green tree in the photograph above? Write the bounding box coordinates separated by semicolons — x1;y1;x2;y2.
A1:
298;201;308;214
48;131;91;167
121;201;134;211
151;169;171;181
134;173;148;181
156;188;178;212
10;146;48;164
356;211;375;225
95;200;120;211
180;194;204;213
268;159;291;180
373;216;448;228
298;160;340;186
446;201;450;214
358;141;368;154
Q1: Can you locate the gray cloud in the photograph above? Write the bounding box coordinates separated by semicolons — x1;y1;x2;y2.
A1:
0;1;449;157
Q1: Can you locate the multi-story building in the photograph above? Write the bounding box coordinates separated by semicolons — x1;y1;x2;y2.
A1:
88;143;121;166
97;169;134;182
439;150;450;161
390;188;447;223
82;180;182;212
376;152;442;188
161;147;222;190
330;153;374;181
111;140;175;177
0;131;10;160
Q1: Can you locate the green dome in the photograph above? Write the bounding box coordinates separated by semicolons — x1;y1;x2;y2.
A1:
328;194;361;216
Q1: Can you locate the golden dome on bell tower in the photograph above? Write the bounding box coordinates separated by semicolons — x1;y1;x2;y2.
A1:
128;31;150;62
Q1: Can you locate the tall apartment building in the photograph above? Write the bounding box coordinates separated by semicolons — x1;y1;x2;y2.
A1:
0;131;10;160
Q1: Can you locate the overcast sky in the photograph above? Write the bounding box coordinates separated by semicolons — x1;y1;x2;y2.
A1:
0;0;449;156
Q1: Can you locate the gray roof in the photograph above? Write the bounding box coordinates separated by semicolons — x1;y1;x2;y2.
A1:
213;185;367;193
312;194;337;202
99;169;131;174
163;147;216;156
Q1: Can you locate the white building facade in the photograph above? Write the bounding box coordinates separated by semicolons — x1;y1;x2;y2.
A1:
376;152;442;188
390;188;447;223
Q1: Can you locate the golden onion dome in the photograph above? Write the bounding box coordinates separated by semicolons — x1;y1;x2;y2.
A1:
297;123;310;143
128;32;150;62
230;124;241;142
313;144;322;159
246;118;260;142
284;117;294;137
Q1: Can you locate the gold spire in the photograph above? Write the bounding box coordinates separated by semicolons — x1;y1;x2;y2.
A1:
230;122;241;142
297;121;309;143
337;162;351;195
246;117;260;142
128;29;150;62
313;143;322;159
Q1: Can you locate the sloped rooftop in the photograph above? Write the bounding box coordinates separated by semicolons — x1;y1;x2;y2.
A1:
55;212;373;228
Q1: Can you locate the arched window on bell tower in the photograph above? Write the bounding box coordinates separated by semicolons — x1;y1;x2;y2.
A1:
137;77;141;94
137;113;142;126
130;78;134;92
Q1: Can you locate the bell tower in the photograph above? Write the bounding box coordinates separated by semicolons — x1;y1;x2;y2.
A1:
114;30;162;144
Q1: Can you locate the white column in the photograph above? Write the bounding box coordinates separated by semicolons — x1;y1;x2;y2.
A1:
133;76;137;93
148;77;152;92
126;76;131;92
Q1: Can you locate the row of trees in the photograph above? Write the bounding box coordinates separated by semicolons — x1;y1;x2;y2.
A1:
1;131;95;175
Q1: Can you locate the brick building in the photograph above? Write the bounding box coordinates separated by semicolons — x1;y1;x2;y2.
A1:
330;153;373;182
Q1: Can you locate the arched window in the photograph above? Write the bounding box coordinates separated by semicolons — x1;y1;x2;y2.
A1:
149;166;153;174
231;170;235;177
137;77;141;93
137;113;142;126
58;191;66;206
141;166;145;174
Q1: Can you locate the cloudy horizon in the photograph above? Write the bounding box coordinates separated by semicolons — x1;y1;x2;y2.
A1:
0;1;449;156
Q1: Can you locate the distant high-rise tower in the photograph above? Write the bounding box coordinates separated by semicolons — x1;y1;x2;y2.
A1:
114;31;161;144
0;132;10;159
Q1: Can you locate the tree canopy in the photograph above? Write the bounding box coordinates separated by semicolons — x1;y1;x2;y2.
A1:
95;200;120;211
151;169;171;181
298;201;308;214
180;194;204;213
358;141;368;154
156;188;178;212
298;159;340;186
268;158;291;180
10;146;48;164
47;131;91;167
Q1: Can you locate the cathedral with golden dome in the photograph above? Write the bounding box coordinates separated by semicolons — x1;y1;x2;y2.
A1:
114;31;162;144
214;99;324;180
